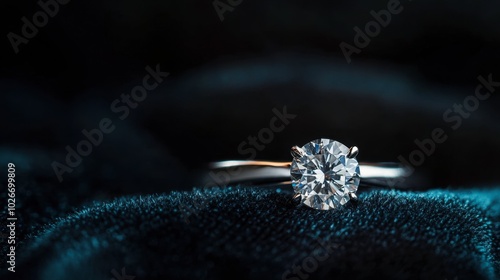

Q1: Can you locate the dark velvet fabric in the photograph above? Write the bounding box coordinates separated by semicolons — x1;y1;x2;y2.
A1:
5;186;500;280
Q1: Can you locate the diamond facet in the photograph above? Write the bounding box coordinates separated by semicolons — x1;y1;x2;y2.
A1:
290;139;360;210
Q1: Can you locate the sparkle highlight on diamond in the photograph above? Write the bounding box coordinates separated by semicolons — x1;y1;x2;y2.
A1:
290;139;360;210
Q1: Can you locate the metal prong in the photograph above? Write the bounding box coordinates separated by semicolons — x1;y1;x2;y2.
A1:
293;193;301;200
347;146;359;158
291;146;305;159
349;193;358;201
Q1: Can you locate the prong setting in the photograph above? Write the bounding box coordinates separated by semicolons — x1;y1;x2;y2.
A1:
291;146;305;159
293;193;301;200
347;146;359;158
349;193;358;201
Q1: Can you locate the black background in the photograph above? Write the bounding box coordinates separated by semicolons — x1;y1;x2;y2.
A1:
1;0;500;218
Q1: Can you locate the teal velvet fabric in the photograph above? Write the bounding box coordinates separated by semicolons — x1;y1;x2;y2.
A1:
7;187;500;280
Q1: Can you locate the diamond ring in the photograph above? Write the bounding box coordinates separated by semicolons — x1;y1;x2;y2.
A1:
206;138;411;210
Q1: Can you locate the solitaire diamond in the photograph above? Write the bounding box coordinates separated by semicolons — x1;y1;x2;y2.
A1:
290;139;360;210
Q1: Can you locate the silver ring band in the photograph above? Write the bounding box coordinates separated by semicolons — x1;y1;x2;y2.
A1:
206;160;412;188
201;138;426;210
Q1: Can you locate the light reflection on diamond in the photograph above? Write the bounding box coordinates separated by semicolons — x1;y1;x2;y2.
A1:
290;139;360;210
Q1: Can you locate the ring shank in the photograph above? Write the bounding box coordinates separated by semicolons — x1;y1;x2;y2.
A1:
205;160;418;189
